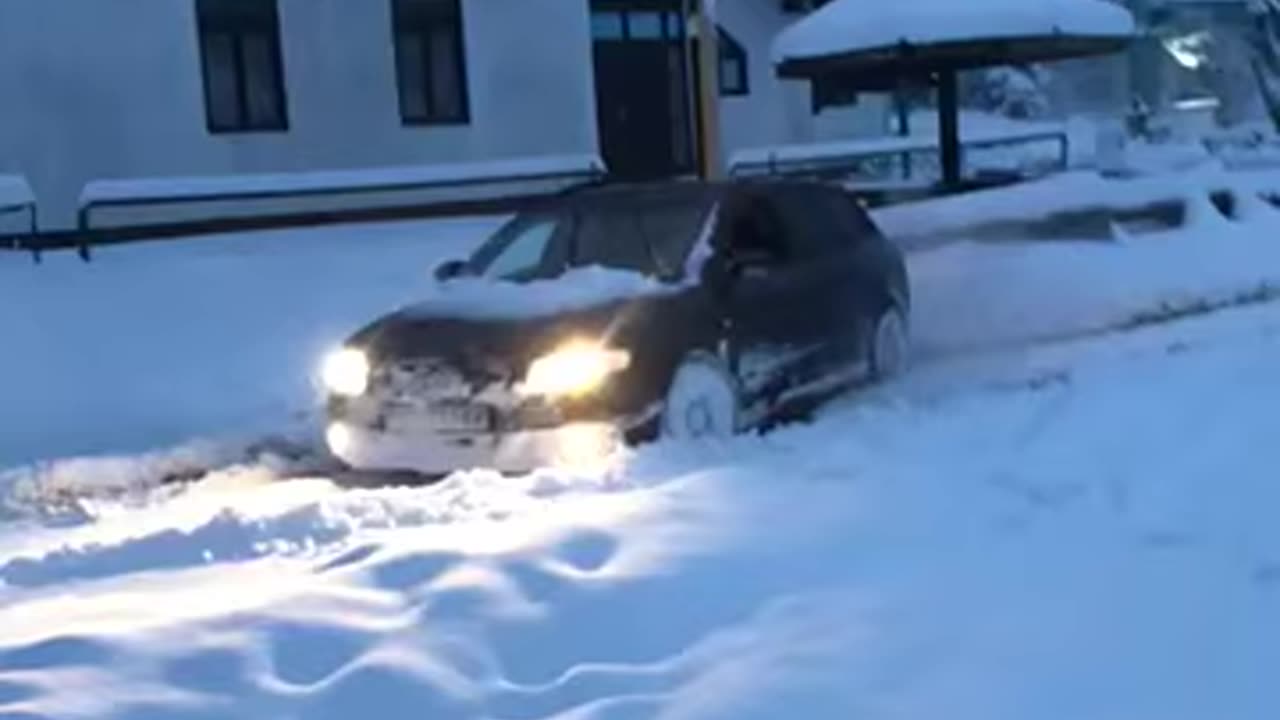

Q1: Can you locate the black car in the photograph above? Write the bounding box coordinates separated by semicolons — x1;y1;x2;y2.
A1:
321;180;910;476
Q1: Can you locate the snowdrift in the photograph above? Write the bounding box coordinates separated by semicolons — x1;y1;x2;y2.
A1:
2;298;1278;719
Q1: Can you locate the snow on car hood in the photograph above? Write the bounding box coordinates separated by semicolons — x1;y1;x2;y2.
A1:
399;266;674;322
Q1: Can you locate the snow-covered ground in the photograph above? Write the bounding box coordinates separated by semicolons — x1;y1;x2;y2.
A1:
2;254;1278;719
0;217;503;469
3;177;1280;719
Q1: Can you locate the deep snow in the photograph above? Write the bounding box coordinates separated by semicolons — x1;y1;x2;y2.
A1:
3;171;1280;719
1;283;1278;720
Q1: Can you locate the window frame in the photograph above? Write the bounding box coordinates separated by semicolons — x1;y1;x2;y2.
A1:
195;0;290;134
716;27;750;97
589;7;748;98
468;213;571;282
391;0;472;127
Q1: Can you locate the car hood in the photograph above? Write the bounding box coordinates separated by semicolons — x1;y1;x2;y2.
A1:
348;268;681;374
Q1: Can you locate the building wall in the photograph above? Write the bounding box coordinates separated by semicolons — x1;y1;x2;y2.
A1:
715;1;886;155
714;1;818;155
0;0;599;231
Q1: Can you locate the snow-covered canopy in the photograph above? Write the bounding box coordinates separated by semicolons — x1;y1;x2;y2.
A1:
0;175;34;213
773;0;1136;78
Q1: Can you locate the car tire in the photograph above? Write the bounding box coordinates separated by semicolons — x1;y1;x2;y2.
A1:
869;306;910;381
662;352;743;441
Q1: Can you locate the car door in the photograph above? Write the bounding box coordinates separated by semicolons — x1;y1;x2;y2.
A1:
716;188;833;401
764;185;884;371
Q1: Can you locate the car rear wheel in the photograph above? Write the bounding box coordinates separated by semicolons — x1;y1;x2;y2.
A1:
662;352;743;440
870;306;910;380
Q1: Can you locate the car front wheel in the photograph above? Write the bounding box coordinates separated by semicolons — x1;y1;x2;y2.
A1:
870;306;910;381
662;352;743;440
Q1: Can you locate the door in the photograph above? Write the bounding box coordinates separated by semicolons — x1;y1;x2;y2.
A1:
590;5;695;180
716;192;833;401
765;185;891;378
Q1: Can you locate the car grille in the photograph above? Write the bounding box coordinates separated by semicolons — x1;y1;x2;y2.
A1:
377;358;475;400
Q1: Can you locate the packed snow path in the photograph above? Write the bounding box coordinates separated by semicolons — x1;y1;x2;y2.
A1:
1;295;1278;719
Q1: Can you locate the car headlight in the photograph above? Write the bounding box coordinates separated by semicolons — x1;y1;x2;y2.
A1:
520;340;631;398
321;348;370;397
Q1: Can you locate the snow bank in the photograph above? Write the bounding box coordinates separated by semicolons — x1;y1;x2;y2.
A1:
773;0;1135;67
0;175;34;212
0;216;500;469
80;155;604;205
872;167;1280;240
907;192;1280;358
1;297;1277;719
402;266;672;322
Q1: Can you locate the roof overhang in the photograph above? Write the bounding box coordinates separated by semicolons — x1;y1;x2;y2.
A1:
774;0;1136;82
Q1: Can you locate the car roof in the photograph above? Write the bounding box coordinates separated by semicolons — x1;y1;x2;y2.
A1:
556;177;836;211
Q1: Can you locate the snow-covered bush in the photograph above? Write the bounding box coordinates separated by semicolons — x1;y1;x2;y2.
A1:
964;66;1052;120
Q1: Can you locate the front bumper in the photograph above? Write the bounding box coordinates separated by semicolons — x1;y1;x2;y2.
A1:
326;420;621;476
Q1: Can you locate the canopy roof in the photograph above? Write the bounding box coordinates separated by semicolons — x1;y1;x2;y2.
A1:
773;0;1136;81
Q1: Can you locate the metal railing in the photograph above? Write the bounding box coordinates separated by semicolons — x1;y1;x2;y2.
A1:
1;175;40;261
70;155;607;261
727;127;1071;188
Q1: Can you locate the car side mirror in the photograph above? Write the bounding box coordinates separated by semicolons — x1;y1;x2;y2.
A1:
434;259;468;282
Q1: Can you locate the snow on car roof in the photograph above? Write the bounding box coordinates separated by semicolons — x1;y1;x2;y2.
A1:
773;0;1135;68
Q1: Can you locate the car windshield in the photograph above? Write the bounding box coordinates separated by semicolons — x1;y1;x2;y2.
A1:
574;199;714;279
466;215;560;280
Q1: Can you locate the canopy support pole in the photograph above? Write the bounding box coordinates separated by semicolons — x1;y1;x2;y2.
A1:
937;69;961;187
895;77;912;179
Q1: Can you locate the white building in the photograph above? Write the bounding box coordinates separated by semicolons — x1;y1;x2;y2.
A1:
0;0;881;233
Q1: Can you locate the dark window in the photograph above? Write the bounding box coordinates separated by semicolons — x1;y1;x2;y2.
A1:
717;28;749;97
392;0;470;125
691;24;751;97
574;208;654;274
636;201;710;279
196;0;288;133
767;186;868;259
726;194;789;266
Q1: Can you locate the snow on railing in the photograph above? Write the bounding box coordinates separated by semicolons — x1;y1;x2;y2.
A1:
727;124;1069;182
77;154;607;231
0;175;34;213
1;175;38;254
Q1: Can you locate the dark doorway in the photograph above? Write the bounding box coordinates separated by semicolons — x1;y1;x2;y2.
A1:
590;2;697;180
